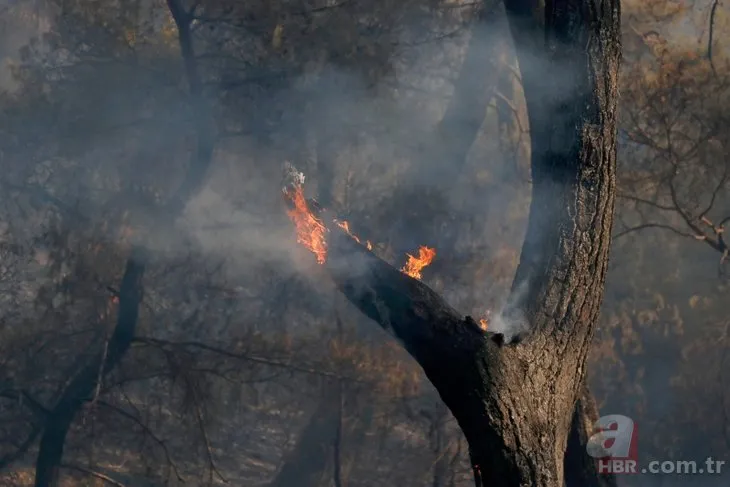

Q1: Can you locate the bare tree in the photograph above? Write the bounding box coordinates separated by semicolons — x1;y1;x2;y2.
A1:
32;1;215;484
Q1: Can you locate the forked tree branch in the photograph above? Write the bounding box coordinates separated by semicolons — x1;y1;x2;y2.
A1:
288;0;622;483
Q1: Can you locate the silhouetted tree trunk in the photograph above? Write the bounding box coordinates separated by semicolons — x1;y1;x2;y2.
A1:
34;249;147;486
411;0;508;185
269;391;340;487
322;0;621;485
495;45;529;180
33;2;215;485
268;384;373;487
428;402;452;487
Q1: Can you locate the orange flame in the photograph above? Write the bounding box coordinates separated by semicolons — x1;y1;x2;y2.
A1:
335;220;373;251
478;309;491;331
400;246;436;280
284;185;328;264
282;164;437;275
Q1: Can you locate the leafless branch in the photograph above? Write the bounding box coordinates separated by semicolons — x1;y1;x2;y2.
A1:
492;90;527;135
699;159;730;219
708;0;720;75
95;400;185;483
613;223;702;240
59;463;126;487
182;370;227;484
0;424;42;469
133;337;363;382
617;193;677;211
0;389;50;417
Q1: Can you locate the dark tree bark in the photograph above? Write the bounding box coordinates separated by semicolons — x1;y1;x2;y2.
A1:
269;393;341;487
268;386;373;487
410;0;508;185
165;0;216;213
33;2;216;485
564;383;618;487
321;0;621;485
34;249;147;487
495;45;528;179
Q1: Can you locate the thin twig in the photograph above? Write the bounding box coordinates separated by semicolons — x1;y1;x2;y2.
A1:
186;373;227;484
133;337;362;382
708;0;720;75
95;400;185;483
617;193;677;211
613;223;701;240
59;463;126;487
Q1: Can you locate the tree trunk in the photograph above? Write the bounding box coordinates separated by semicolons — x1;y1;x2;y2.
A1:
269;393;340;487
495;45;529;181
268;387;373;487
321;0;621;485
34;250;147;487
34;3;215;485
410;0;508;185
564;383;617;487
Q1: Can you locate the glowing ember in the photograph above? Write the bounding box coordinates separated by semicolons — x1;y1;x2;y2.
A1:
400;246;436;280
283;184;328;264
335;220;373;251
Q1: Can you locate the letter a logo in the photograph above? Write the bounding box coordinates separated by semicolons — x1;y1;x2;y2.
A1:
586;414;638;460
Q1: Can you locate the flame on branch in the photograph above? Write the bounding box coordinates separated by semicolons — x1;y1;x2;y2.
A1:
282;162;436;279
334;220;373;251
400;246;436;280
282;164;328;264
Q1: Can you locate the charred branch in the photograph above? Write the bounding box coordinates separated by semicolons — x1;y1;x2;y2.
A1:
325;229;501;358
324;226;551;485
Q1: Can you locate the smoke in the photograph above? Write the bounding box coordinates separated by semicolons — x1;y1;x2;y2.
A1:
1;2;729;485
487;275;531;341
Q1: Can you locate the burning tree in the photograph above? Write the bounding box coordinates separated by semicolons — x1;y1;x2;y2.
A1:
283;1;622;486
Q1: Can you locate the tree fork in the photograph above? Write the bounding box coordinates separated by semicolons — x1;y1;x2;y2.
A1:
322;0;621;484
